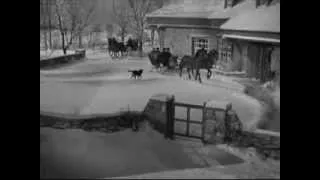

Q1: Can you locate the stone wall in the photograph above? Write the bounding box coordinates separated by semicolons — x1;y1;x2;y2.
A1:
40;111;144;133
238;130;280;160
203;100;280;160
203;101;230;144
40;93;280;160
40;93;175;136
142;94;175;139
40;50;86;69
142;96;280;160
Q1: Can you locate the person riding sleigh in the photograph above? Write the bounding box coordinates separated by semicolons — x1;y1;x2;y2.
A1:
195;46;207;58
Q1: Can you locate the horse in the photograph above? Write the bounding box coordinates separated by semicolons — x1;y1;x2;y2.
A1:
179;55;195;80
148;48;161;71
168;55;179;71
126;38;139;51
108;38;117;58
157;48;172;71
193;49;218;83
118;42;127;57
108;38;128;59
179;49;219;83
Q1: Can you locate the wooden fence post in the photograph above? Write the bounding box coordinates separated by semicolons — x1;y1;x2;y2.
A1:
165;95;175;140
202;102;207;144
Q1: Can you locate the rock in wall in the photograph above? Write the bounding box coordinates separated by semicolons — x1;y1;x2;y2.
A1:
143;94;174;138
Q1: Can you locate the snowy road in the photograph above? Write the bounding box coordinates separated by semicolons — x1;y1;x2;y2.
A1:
40;54;261;129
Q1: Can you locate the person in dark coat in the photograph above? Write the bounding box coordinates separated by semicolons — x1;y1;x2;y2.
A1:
165;48;172;62
158;48;172;67
148;47;161;70
195;47;207;58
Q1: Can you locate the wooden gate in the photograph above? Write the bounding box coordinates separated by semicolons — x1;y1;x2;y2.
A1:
173;102;206;141
166;100;229;144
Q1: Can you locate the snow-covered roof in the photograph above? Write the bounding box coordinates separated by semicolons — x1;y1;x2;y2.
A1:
208;0;257;19
221;3;280;33
222;34;280;43
147;0;280;34
147;0;225;18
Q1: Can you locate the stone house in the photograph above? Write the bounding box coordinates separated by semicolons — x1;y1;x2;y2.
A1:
146;0;280;83
146;0;226;56
220;1;280;82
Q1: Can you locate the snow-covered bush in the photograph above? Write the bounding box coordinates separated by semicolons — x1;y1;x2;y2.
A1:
244;83;280;132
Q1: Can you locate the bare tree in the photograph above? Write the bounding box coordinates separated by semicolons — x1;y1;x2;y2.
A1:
54;0;95;54
88;24;103;48
40;0;56;50
128;0;158;55
47;0;53;49
112;0;130;43
40;0;49;50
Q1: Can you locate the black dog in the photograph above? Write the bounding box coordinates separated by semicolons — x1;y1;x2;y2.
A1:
128;69;144;79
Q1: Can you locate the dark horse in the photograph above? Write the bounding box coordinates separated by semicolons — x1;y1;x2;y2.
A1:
179;49;218;83
157;48;172;70
108;38;127;58
148;48;161;71
126;38;139;51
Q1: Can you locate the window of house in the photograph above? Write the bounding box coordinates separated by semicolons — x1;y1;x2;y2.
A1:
192;37;209;55
218;38;233;62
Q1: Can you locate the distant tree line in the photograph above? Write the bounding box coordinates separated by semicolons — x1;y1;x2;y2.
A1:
40;0;96;54
40;0;165;55
112;0;164;56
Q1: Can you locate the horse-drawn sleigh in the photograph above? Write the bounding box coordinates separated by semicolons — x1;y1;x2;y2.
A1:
148;48;179;72
148;47;218;83
107;38;139;59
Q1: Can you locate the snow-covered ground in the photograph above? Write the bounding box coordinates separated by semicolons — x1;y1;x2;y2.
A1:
40;127;205;179
40;49;106;60
40;50;76;60
40;54;261;130
40;53;278;179
40;126;279;179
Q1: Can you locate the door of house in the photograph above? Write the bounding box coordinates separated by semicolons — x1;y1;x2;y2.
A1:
218;39;233;63
247;44;260;78
192;37;209;55
247;43;274;82
260;45;274;82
